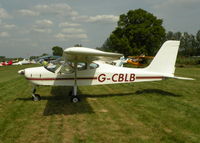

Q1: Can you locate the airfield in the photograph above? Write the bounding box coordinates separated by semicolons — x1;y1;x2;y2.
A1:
0;64;200;143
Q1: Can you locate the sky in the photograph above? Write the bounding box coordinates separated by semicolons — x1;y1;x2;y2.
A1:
0;0;200;58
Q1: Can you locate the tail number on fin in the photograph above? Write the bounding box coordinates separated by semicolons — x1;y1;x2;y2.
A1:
98;73;135;82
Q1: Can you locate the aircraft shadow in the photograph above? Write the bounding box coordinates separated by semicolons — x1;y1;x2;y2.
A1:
135;89;182;97
82;92;134;98
43;86;94;116
16;87;180;116
81;88;180;98
15;86;95;116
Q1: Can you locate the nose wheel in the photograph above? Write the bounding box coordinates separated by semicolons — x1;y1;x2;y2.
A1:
32;85;41;101
32;94;41;101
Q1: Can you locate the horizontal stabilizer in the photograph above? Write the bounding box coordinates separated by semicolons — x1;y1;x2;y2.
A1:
165;76;195;80
172;76;195;80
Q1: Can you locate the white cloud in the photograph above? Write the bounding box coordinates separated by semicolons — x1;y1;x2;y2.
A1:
54;33;66;40
72;15;119;23
0;8;11;19
35;19;53;27
0;22;16;30
59;22;80;27
88;15;119;23
3;24;16;29
0;32;9;37
18;9;39;16
32;28;52;33
34;3;78;17
55;33;88;41
154;0;200;11
30;19;53;33
62;28;85;33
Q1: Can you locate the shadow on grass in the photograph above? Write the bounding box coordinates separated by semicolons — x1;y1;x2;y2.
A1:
43;87;136;115
16;87;180;116
16;86;95;116
43;86;94;116
135;89;181;97
82;92;134;98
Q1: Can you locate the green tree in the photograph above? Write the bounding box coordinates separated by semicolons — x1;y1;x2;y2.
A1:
74;44;82;47
41;53;48;56
0;56;6;62
165;30;200;56
166;31;182;40
180;32;197;56
52;46;63;56
102;9;166;56
196;30;200;56
30;56;39;60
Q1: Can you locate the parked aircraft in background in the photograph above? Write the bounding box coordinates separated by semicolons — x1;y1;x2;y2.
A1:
0;60;13;66
127;55;154;66
18;41;194;103
36;55;61;63
110;56;127;67
13;59;31;65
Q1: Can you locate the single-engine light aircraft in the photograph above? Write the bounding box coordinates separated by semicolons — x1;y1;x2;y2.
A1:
18;40;193;103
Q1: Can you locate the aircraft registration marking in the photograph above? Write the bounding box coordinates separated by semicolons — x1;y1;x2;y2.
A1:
98;73;135;82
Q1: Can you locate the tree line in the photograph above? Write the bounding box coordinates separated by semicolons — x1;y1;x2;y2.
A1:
166;31;200;56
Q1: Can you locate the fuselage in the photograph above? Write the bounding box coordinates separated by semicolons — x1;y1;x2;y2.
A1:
21;61;165;86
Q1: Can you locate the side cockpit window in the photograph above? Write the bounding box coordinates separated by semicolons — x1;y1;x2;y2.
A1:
77;62;99;70
77;62;87;71
89;63;99;69
45;60;99;74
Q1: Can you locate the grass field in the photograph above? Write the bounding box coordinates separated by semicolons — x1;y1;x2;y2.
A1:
0;65;200;143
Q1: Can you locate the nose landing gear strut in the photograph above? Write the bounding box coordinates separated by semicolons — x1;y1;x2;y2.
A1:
32;85;41;101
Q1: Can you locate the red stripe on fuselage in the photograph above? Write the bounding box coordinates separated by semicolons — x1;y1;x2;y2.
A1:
26;77;98;81
136;76;164;79
26;76;164;81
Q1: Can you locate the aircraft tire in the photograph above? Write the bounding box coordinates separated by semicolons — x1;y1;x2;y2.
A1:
71;96;80;103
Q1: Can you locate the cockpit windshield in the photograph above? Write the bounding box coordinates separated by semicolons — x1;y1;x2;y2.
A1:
44;57;64;73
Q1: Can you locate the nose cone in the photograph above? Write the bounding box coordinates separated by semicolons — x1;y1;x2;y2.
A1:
18;69;25;75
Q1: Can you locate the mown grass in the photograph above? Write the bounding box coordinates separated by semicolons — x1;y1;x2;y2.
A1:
0;65;199;143
176;57;200;66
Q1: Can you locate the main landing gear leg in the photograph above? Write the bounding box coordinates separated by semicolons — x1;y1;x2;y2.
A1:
71;84;80;103
70;62;80;103
32;85;41;101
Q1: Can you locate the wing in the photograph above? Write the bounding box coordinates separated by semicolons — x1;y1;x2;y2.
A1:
63;47;123;63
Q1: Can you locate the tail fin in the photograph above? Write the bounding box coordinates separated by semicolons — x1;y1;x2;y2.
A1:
145;40;180;76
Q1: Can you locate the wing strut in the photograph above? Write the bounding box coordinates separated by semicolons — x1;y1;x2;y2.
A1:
71;61;80;103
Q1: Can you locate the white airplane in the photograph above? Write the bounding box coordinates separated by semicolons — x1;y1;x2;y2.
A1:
13;59;30;65
18;40;193;103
